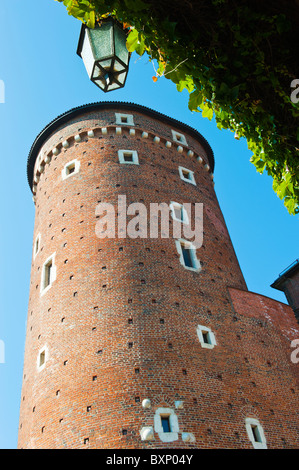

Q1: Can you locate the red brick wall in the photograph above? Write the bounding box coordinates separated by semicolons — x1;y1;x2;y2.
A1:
18;105;299;449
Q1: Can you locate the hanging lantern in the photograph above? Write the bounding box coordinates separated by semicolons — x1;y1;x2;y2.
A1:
77;19;131;93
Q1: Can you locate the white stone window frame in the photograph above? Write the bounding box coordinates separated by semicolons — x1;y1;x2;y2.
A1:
178;166;196;185
37;345;48;372
171;130;188;146
118;149;139;165
62;159;80;180
170;201;189;225
245;418;267;449
115;113;134;126
33;233;41;259
196;325;216;349
40;253;56;296
154;408;179;443
175;238;201;272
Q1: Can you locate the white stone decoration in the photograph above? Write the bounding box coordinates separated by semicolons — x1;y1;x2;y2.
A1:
142;398;151;409
140;427;154;441
182;432;196;443
175;401;184;409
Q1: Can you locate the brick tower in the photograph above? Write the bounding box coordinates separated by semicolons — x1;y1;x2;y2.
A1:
18;102;299;449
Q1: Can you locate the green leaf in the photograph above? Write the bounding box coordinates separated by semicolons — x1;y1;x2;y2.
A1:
201;103;213;120
188;89;203;112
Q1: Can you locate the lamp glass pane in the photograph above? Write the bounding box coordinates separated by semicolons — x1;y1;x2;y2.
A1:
81;32;95;78
89;23;113;60
114;24;129;65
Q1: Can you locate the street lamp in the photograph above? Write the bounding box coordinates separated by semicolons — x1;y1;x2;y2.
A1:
77;18;131;93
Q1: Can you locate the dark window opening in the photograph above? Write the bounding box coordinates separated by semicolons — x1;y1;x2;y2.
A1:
202;331;210;344
182;246;193;268
251;425;261;443
161;416;171;433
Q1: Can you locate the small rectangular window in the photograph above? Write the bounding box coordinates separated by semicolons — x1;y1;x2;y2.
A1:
178;166;196;185
62;159;80;180
197;325;216;349
115;113;134;126
118;150;139;165
171;130;187;146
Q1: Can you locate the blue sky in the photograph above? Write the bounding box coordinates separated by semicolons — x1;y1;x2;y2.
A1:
0;0;298;449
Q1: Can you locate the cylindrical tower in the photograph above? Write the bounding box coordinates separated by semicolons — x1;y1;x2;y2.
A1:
19;102;249;449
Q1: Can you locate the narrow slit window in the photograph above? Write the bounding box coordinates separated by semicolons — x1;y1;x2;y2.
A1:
175;239;201;272
182;246;193;268
41;254;56;294
34;234;41;258
196;325;216;349
44;260;53;288
39;350;45;367
202;331;210;344
161;416;171;433
37;346;47;371
245;418;267;449
251;425;261;443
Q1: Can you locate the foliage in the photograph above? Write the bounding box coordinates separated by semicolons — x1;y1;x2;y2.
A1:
56;0;299;214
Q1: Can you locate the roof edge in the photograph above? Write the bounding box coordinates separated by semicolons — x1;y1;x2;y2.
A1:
26;101;215;191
